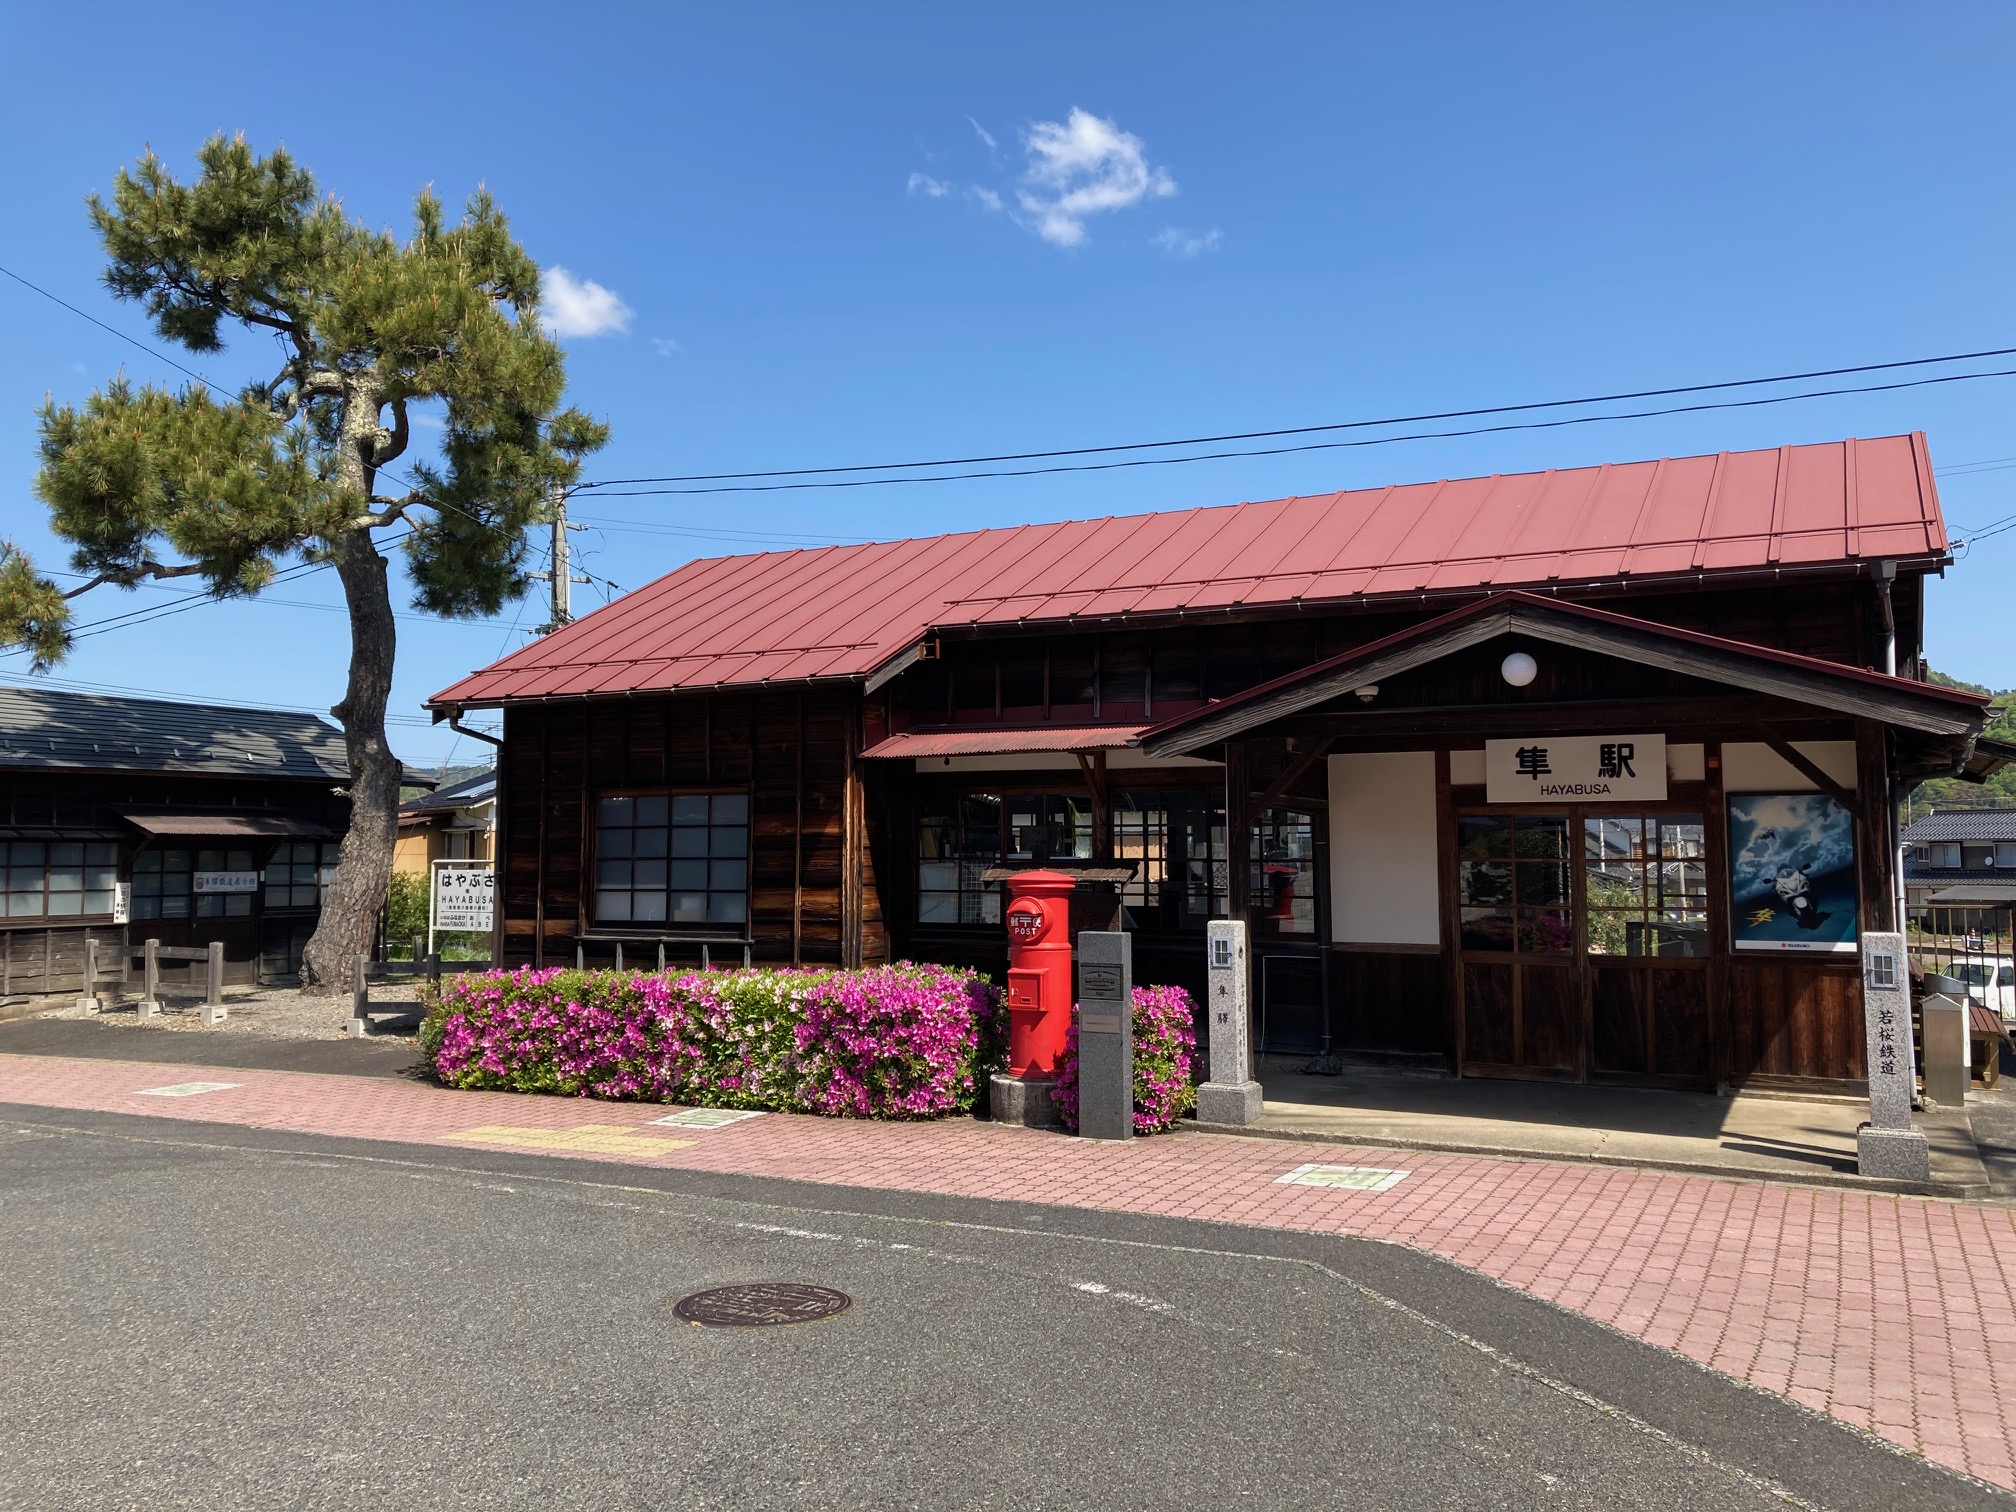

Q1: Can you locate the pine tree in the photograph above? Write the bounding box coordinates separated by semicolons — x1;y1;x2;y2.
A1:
0;136;607;989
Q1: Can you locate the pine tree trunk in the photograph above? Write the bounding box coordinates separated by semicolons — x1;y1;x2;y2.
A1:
299;527;401;992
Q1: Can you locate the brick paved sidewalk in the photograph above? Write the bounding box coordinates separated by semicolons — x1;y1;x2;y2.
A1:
3;1051;2012;1490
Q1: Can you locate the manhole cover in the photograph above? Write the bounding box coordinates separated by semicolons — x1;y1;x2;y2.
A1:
672;1282;852;1328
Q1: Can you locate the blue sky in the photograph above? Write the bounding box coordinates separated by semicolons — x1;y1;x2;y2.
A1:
3;3;2014;766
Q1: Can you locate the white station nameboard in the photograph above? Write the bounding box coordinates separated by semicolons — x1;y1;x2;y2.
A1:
433;867;496;932
1485;734;1667;804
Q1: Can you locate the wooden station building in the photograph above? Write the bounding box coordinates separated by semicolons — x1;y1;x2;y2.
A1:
431;433;2011;1092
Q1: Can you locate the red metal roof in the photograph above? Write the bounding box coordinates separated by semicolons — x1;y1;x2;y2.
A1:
432;434;1948;706
860;725;1149;760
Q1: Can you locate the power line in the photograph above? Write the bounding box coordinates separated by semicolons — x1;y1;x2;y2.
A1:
582;366;2016;499
574;344;2016;490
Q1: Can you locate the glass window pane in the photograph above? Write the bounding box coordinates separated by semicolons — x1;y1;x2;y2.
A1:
1517;908;1572;954
671;795;708;825
632;858;667;889
918;892;958;924
670;828;706;857
86;866;116;890
133;897;162;920
672;892;707;922
84;890;113;914
599;827;633;858
1514;817;1568;859
596;889;631;922
633;827;668;858
634;794;669;826
711;794;748;824
196;895;223;917
1459;861;1511;905
47;892;82;916
86;843;117;867
160;896;191;919
11;843;43;866
224;893;251;916
708;893;747;925
51;842;82;866
227;850;253;871
1457;816;1512;859
1460;906;1514;951
709;859;746;891
1516;863;1568;906
597;860;631;888
48;865;83;892
265;884;289;906
710;827;748;859
197;849;224;870
133;852;161;875
670;859;708;889
598;797;632;826
631;890;667;923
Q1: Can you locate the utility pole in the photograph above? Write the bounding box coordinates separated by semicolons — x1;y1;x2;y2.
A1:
530;482;592;635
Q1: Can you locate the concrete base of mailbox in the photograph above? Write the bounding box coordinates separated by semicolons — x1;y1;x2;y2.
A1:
1856;1125;1931;1183
990;1073;1061;1128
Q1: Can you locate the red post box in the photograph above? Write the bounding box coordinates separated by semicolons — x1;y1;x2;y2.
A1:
1002;869;1076;1077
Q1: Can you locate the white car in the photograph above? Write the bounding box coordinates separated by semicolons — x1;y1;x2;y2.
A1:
1944;957;2016;1022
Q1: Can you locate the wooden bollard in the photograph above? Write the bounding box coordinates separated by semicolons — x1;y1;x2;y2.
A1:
347;953;371;1039
199;940;228;1026
76;937;101;1014
137;939;162;1019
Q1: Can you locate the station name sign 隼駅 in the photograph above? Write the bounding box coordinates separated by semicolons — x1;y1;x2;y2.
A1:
1484;734;1667;804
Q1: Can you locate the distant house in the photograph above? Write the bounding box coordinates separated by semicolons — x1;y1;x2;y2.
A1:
0;685;362;1000
1904;809;2016;934
395;769;496;877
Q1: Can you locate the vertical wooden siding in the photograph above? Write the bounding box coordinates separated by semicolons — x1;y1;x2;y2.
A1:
498;686;878;969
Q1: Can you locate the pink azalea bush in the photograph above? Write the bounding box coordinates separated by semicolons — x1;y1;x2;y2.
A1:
422;962;1001;1120
1052;984;1199;1135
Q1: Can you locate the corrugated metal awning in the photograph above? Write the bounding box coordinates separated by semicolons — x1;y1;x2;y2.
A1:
1925;881;2016;904
119;811;337;839
861;725;1147;760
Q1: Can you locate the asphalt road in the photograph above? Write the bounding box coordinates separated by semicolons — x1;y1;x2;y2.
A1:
0;1015;426;1079
0;1106;1999;1512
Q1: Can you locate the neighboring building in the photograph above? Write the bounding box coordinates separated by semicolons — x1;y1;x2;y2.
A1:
1904;809;2016;935
0;685;354;998
395;769;497;877
431;433;2011;1092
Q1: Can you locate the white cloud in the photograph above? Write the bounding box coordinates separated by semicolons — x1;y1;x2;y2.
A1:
1016;108;1175;248
651;337;681;358
967;115;998;151
907;171;951;198
541;267;633;338
969;185;1003;212
1152;226;1222;259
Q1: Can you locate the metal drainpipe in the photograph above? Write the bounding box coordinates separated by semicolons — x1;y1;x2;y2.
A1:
1873;559;1898;677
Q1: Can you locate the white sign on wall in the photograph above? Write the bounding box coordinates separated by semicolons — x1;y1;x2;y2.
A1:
193;870;261;894
432;866;496;932
1485;734;1667;804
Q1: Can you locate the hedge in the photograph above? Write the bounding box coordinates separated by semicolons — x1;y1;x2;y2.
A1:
422;962;1001;1120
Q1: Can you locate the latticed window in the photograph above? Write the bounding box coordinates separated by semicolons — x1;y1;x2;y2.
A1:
135;847;260;919
1582;813;1708;957
1;840;117;919
264;841;340;910
595;793;749;927
1114;792;1227;932
1251;808;1318;936
917;792;1092;925
1457;814;1571;954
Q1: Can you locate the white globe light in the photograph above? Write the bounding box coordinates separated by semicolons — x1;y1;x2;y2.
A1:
1500;651;1538;687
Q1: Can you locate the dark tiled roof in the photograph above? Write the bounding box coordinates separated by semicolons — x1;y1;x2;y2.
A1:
1903;810;2016;842
0;685;348;781
399;769;496;817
